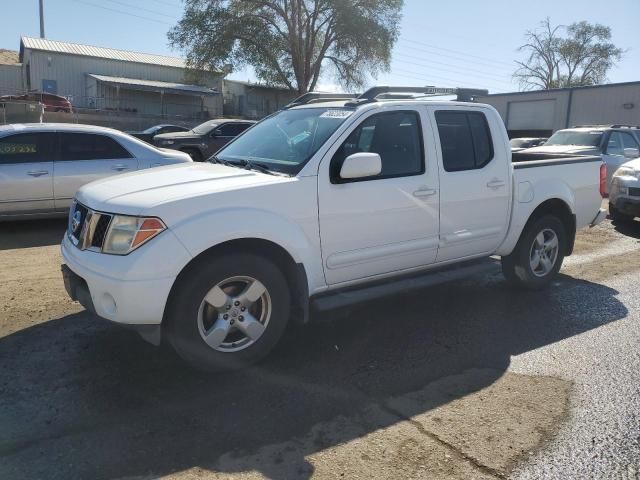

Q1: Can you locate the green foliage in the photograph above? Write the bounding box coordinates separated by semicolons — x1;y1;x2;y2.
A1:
514;18;623;91
169;0;403;93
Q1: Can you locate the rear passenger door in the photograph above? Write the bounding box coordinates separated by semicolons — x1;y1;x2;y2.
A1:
53;133;138;211
0;132;56;215
430;107;511;262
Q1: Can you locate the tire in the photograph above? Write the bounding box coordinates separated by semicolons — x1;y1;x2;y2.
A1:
165;253;290;371
501;214;566;290
609;203;634;223
181;148;203;162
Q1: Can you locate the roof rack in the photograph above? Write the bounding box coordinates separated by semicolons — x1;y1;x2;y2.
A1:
282;85;489;109
573;124;640;129
283;92;357;109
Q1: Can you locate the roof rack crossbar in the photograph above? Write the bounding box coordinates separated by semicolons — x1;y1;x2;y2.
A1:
573;124;640;129
283;92;357;109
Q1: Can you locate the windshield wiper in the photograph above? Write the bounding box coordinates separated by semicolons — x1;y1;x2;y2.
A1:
211;156;285;176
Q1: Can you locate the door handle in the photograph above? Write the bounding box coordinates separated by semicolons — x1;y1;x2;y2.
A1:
112;164;129;171
486;179;505;189
413;188;437;198
26;170;49;177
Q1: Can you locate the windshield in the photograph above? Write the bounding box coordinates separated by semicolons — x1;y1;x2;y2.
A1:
216;107;354;174
510;139;531;148
192;120;220;135
545;130;603;148
142;126;160;134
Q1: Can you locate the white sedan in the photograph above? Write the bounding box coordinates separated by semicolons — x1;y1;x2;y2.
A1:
0;123;191;220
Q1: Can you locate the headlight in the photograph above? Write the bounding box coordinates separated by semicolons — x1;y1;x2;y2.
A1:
614;166;639;179
161;140;174;145
102;215;166;255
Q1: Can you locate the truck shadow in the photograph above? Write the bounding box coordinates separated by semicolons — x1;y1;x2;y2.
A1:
0;269;628;479
0;219;67;250
611;218;640;239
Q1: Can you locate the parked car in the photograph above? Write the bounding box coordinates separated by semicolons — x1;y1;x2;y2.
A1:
0;92;73;113
153;119;255;161
0;123;192;220
126;124;190;144
521;125;640;193
61;87;606;371
609;156;640;222
510;137;547;152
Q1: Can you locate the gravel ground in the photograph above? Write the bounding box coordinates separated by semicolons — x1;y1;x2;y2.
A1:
0;216;639;479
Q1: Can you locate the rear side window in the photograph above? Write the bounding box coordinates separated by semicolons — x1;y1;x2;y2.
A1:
435;111;494;172
59;133;132;161
332;110;424;181
0;132;57;164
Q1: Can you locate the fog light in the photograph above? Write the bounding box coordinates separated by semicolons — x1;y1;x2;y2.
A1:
100;293;117;315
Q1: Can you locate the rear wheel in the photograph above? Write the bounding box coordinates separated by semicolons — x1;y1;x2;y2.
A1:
501;215;566;290
609;203;634;223
165;253;290;371
181;148;203;162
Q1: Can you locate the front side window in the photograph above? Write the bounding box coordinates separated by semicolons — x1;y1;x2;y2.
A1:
217;107;354;174
435;111;494;172
620;131;639;149
59;133;131;161
0;132;56;164
331;110;424;181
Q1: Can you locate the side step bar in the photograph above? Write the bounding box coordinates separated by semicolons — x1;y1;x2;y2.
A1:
311;258;500;313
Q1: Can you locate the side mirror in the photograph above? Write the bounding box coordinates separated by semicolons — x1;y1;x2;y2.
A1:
624;147;640;159
340;152;382;180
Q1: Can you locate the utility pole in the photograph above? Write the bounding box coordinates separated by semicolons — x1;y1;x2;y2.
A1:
39;0;45;38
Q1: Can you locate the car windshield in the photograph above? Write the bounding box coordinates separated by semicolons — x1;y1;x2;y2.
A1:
142;126;161;134
510;139;531;148
216;107;355;174
545;130;603;147
192;120;220;135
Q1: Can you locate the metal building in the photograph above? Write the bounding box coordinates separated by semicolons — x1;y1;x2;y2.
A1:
477;81;640;137
17;37;223;119
222;80;297;119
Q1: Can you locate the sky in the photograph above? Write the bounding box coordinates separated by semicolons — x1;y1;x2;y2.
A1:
1;0;639;94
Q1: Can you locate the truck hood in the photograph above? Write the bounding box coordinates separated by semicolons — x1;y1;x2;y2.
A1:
522;145;600;155
620;157;640;171
75;163;291;216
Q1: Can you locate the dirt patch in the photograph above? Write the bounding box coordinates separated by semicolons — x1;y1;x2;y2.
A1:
159;369;570;479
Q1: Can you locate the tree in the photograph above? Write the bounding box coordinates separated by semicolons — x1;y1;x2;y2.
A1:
169;0;403;94
514;18;623;90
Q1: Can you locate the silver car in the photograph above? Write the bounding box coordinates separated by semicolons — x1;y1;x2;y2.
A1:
0;123;192;220
522;125;640;193
609;157;640;222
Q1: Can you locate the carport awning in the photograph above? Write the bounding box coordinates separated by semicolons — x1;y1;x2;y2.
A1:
87;73;219;96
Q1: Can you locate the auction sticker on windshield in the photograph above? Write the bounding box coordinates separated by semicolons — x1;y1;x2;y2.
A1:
320;109;354;119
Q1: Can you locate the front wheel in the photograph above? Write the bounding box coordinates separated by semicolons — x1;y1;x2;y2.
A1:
165;253;291;371
501;215;566;290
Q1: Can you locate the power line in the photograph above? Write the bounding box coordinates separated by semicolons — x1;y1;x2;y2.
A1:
399;38;516;68
103;0;179;19
70;0;173;25
392;53;514;86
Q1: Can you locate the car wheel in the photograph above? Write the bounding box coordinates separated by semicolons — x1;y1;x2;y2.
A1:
181;148;202;162
165;253;291;371
609;203;634;223
501;215;566;290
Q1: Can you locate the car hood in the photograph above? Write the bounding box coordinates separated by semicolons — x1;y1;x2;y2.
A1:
620;157;640;171
522;145;600;155
76;163;291;218
154;131;199;140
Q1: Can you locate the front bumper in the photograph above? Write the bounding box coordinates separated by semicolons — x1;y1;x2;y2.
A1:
610;176;640;217
60;229;191;329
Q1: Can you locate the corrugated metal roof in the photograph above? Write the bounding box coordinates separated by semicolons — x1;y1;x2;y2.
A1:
88;73;219;96
21;37;187;69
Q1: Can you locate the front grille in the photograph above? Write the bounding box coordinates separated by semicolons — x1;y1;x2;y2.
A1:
68;202;113;251
91;214;112;248
629;187;640;197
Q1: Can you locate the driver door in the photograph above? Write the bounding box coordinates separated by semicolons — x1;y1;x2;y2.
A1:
318;108;440;285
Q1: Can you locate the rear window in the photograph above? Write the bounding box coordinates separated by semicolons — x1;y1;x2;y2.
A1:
435;111;494;172
59;133;132;161
545;130;603;147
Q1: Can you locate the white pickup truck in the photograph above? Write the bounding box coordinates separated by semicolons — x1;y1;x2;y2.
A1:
61;87;607;371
